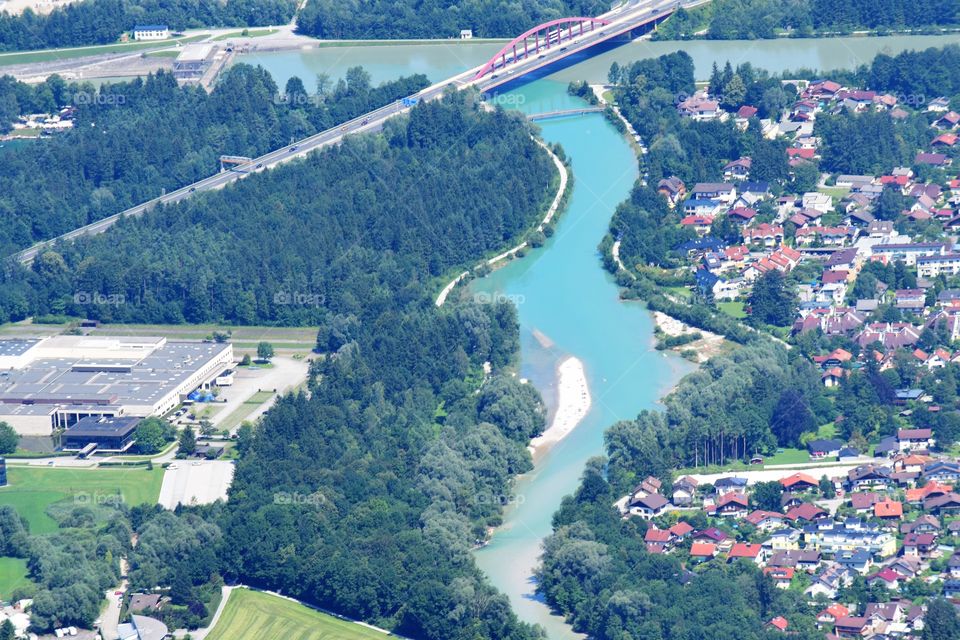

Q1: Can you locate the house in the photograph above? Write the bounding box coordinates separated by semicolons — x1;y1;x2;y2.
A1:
901;514;940;536
866;567;903;589
871;242;948;266
847;464;893;490
745;510;786;531
690;541;717;561
915;152;952;167
803;191;834;214
764;528;802;551
897;428;934;451
933;111;960;130
723;157;752;181
780;472;818;492
894;289;926;313
922;460;960;483
628;493;669;519
714;491;749;517
834;616;871;638
658;177;686;206
678;95;721;121
818;604;850;628
918;254;960;278
835;549;873;574
672;476;698;505
849;492;880;513
807;438;844;459
127;593;162;615
806;564;854;599
691;182;737;204
909;481;954;506
767;549;821;571
668;521;693;540
944;579;960;598
786;502;828;523
948;552;960;577
728;542;764;563
693;527;729;544
644;527;673;553
903;532;937;557
873;499;903;521
767;616;789;632
804;518;896;557
925;492;960;514
714;477;748;494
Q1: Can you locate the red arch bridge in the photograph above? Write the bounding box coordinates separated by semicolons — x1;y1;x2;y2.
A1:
474;17;611;80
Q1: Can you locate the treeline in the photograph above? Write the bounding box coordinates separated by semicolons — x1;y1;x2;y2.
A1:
0;0;296;51
655;0;959;40
0;92;555;325
0;65;428;256
295;0;606;39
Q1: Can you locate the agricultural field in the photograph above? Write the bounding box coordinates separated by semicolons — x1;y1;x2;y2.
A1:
206;588;392;640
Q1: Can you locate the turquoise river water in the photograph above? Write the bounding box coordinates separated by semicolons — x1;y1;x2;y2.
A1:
239;33;960;638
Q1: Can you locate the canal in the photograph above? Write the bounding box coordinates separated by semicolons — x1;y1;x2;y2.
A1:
240;32;960;638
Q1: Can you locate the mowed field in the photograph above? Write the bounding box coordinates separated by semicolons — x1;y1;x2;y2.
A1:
0;466;164;534
0;557;33;599
206;589;393;640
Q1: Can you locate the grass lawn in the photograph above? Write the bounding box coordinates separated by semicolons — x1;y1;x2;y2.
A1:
762;448;812;466
664;286;692;299
818;186;850;201
0;466;164;534
206;588;390;640
718;301;747;319
219;391;275;430
0;35;206;66
212;28;279;41
0;557;32;600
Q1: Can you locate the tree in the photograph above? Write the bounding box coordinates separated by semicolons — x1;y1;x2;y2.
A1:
178;427;197;457
748;270;796;326
0;619;14;640
256;342;274;362
923;598;960;640
608;62;621;85
770;389;814;447
751;481;783;511
0;421;19;454
819;475;836;498
134;418;172;455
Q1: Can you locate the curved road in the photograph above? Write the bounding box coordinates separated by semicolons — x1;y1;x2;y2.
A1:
13;0;697;264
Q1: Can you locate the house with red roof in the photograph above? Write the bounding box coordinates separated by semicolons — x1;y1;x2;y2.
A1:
689;541;717;562
903;532;937;557
728;543;764;563
763;567;795;589
874;499;904;521
781;472;818;491
866;568;904;589
817;604;850;627
668;521;694;540
714;492;749;518
766;616;789;632
786;502;828;522
745;510;785;531
834;616;871;638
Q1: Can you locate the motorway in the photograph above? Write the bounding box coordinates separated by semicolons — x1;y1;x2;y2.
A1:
13;0;690;264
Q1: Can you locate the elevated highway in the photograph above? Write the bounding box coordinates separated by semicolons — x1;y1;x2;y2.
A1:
13;0;692;264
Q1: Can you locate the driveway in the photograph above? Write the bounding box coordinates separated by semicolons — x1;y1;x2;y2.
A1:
210;355;310;432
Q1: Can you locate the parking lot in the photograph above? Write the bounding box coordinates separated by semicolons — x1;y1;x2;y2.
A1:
158;460;235;509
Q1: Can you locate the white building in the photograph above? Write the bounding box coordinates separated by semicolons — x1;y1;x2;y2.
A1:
459;29;473;39
132;25;170;41
917;254;960;278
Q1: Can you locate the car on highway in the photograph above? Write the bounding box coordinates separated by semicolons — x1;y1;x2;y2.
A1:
289;146;298;152
256;163;263;168
188;187;196;193
362;118;369;125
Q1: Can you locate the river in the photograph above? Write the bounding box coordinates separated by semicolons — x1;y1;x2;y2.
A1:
238;32;960;638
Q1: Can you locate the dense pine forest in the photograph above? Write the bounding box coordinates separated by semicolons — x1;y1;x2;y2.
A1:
295;0;607;39
0;91;555;325
0;0;297;51
0;65;428;255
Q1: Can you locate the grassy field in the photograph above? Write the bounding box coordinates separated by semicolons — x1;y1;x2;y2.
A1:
212;28;279;41
220;390;275;430
0;35;206;66
717;301;747;319
0;466;164;534
0;557;32;600
206;588;391;640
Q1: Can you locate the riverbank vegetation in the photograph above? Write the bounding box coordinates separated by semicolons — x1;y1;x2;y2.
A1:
0;0;297;52
0;65;428;257
296;0;607;39
654;0;960;40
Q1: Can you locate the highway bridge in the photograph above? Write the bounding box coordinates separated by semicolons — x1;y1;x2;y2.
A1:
13;0;691;264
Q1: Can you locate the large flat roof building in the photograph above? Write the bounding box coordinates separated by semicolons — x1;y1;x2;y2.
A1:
0;336;232;436
63;415;140;452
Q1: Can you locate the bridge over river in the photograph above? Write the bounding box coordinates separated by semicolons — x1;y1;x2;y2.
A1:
13;0;695;264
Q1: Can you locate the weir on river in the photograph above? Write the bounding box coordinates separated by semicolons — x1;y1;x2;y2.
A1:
238;31;960;638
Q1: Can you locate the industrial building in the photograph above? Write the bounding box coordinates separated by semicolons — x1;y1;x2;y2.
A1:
173;44;216;79
0;336;232;436
62;415;141;452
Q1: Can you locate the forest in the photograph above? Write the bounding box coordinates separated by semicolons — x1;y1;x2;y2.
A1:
0;65;428;256
654;0;960;40
2;88;560;636
295;0;606;39
0;91;555;325
0;0;297;51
